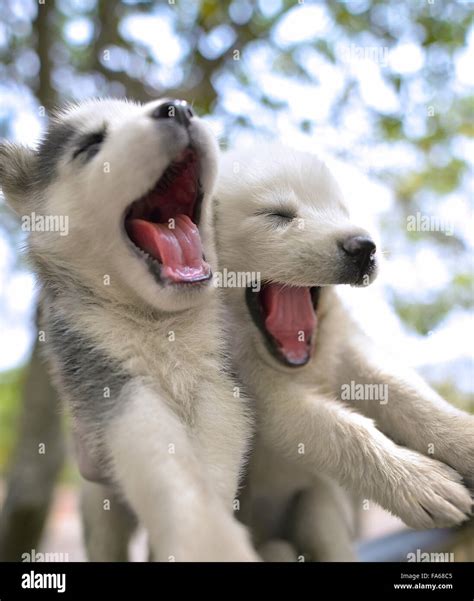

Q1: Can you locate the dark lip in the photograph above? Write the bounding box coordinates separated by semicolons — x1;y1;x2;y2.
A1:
342;248;378;286
245;285;320;368
351;259;378;286
122;146;212;287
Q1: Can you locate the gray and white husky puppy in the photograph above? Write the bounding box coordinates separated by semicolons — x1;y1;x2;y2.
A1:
214;142;473;561
0;98;258;562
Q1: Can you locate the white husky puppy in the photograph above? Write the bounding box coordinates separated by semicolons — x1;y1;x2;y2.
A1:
214;142;473;561
0;98;258;562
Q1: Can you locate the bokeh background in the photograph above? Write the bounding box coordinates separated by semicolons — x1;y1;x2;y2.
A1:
0;0;473;560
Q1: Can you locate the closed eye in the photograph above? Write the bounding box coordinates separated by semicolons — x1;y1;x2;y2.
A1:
72;131;106;161
256;208;296;221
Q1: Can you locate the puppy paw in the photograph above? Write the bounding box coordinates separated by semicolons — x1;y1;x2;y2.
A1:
388;451;472;529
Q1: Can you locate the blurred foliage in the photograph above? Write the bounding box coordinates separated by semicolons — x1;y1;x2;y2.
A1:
0;0;473;465
392;269;473;338
0;365;77;480
434;381;474;414
1;0;471;325
0;368;23;472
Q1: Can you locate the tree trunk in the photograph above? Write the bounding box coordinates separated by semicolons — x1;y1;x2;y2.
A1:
0;340;65;561
0;0;65;560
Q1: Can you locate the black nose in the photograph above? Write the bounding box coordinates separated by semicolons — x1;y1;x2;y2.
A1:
151;99;194;128
341;236;376;269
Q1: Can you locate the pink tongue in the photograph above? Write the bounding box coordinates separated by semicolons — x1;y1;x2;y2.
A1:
261;284;317;365
127;215;211;283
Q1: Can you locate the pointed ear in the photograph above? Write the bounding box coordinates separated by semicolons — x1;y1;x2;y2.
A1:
0;142;37;215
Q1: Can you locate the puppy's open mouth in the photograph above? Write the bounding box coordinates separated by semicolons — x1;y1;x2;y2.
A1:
125;148;211;284
246;284;320;367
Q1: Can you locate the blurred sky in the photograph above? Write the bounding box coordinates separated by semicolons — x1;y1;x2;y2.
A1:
0;0;473;393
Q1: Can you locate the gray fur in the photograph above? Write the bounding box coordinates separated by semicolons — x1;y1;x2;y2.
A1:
0;122;77;200
46;310;130;420
35;122;77;188
42;305;131;482
0;142;36;206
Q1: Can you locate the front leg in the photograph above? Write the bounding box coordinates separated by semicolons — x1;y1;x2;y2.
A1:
287;476;358;562
80;481;136;561
260;390;472;529
336;336;474;488
104;381;258;561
